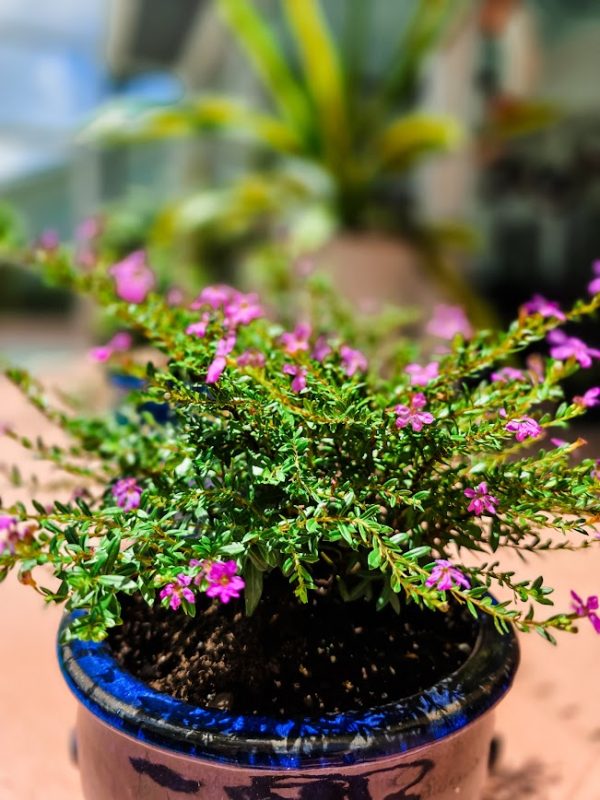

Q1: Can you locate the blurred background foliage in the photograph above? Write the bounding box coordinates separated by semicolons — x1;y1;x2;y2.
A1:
0;0;599;327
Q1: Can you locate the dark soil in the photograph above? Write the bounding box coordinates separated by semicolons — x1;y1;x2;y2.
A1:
109;577;478;717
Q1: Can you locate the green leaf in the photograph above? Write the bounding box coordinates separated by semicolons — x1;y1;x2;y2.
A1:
218;0;311;135
377;113;463;173
244;560;264;616
283;0;349;165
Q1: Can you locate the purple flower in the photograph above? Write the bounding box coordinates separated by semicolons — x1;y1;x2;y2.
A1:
206;356;227;385
588;261;600;296
109;251;155;304
426;559;470;591
281;323;311;355
283;364;308;393
571;590;600;634
464;482;498;516
224;292;264;328
76;216;102;243
340;345;368;377
237;350;266;368
573;387;600;408
505;416;542;442
205;561;245;603
312;336;332;363
89;346;113;363
89;331;133;363
405;362;439;386
206;334;237;385
160;574;196;611
522;294;566;321
394;393;435;432
191;284;235;311
112;478;142;511
491;367;525;383
108;332;133;352
186;314;210;338
0;516;28;555
426;304;473;340
0;515;16;532
37;229;60;251
166;287;185;306
547;330;600;368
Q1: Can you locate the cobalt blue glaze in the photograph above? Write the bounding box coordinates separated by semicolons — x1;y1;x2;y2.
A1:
58;610;518;769
108;371;172;424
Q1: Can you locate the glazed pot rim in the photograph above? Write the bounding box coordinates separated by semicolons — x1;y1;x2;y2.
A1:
58;606;519;768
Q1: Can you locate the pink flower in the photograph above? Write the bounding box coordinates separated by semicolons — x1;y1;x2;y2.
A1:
0;516;26;555
112;477;142;511
464;482;498;516
205;561;245;603
89;331;132;362
89;346;113;363
205;334;237;385
547;330;600;368
281;323;311;355
37;229;59;251
491;367;525;383
160;574;196;611
217;334;236;356
109;332;133;352
109;251;155;304
312;336;332;363
206;356;227;385
405;362;439;386
426;304;473;340
224;293;264;328
571;590;600;634
283;364;308;393
551;438;569;448
191;285;235;311
340;345;368;377
0;515;16;532
574;387;600;408
237;350;266;368
186;314;210;338
505;416;542;442
76;216;102;243
522;295;566;321
166;287;185;306
426;559;470;591
588;261;600;296
395;393;435;432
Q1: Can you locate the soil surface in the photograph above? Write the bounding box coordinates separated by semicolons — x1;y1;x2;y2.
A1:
109;577;478;717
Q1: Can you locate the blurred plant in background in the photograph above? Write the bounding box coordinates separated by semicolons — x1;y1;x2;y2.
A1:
87;0;494;319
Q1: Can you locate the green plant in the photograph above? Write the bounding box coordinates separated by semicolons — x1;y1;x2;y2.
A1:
88;1;464;236
1;247;600;643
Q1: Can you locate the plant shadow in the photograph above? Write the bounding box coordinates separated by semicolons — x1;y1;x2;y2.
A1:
482;759;557;799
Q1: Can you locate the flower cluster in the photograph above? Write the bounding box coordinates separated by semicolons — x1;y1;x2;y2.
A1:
159;561;245;610
112;478;142;512
2;253;600;643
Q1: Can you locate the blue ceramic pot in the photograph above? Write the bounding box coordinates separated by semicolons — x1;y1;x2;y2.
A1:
58;608;518;799
108;371;172;425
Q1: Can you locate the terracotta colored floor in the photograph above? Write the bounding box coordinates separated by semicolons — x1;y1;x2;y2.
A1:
1;332;599;799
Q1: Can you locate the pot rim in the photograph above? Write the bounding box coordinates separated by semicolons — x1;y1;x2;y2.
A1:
58;607;519;769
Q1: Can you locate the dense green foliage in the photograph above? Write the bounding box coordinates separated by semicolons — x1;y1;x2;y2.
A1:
1;246;600;642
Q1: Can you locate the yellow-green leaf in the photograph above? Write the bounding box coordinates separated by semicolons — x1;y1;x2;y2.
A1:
377;113;463;172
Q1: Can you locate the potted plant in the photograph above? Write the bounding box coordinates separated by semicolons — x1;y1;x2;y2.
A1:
2;250;600;800
89;0;490;319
